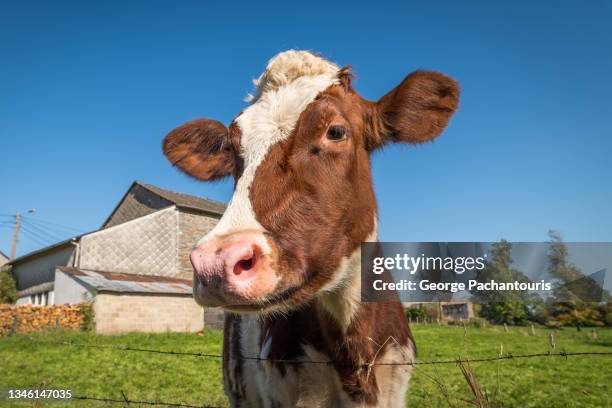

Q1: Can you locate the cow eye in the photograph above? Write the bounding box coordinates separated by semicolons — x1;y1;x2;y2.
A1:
326;126;347;141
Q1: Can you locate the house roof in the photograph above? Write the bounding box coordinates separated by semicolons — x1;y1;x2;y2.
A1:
0;250;8;260
57;266;193;295
9;181;226;267
139;182;226;214
101;181;226;227
7;237;81;266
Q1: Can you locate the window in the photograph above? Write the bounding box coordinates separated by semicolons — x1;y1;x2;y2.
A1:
29;291;52;306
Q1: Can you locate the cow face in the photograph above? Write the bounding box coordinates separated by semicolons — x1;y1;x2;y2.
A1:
163;51;459;313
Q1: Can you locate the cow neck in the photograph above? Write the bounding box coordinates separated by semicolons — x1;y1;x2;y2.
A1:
316;228;377;333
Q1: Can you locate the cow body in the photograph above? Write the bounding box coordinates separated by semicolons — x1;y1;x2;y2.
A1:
163;50;459;407
223;302;413;408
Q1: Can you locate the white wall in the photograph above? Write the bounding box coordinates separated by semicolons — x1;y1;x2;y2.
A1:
16;296;30;305
54;270;93;304
79;207;179;277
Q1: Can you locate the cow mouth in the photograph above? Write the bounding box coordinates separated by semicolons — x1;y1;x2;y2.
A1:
192;246;286;310
193;263;312;313
211;270;316;313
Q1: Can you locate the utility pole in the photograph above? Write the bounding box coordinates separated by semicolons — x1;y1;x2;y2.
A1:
9;209;36;260
10;214;21;260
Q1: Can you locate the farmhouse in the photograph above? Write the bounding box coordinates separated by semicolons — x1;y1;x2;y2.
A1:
7;181;226;333
403;301;474;322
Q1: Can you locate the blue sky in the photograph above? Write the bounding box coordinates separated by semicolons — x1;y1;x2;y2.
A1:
1;1;611;257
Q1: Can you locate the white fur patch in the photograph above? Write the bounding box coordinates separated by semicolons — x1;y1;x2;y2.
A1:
198;50;340;247
318;222;378;331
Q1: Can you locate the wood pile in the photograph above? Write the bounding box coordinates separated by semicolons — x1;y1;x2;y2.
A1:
0;304;89;336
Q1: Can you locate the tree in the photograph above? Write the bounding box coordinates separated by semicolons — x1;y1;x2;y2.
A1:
545;230;609;327
548;230;585;299
471;240;536;325
0;268;17;304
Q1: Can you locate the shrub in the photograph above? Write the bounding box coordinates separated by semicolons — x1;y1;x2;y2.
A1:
405;307;426;322
80;303;95;332
0;268;17;304
405;304;439;322
544;301;609;328
448;317;488;328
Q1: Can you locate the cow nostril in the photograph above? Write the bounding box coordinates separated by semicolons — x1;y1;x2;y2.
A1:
234;256;254;276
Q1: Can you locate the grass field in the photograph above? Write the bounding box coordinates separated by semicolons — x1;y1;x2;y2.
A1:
1;324;610;407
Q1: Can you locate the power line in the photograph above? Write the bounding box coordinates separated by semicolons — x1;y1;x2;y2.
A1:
21;219;65;242
19;228;52;246
19;225;56;246
18;232;49;247
22;215;82;234
2;210;35;259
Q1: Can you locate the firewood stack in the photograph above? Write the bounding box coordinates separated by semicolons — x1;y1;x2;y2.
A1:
0;304;89;336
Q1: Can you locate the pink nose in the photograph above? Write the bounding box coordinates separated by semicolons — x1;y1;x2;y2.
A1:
190;232;264;286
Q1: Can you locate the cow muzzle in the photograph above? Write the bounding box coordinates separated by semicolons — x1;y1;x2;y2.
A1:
189;231;279;309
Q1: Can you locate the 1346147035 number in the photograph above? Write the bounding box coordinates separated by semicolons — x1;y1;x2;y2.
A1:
4;389;73;400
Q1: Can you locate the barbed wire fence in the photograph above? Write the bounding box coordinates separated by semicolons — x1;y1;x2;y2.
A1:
14;336;612;407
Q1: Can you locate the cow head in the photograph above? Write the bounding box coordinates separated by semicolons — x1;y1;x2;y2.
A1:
163;50;459;313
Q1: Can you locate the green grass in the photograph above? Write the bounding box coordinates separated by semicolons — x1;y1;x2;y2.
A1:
0;330;226;407
407;324;612;407
0;325;610;407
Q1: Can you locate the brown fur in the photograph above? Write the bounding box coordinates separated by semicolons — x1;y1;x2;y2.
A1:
248;83;377;306
163;119;235;181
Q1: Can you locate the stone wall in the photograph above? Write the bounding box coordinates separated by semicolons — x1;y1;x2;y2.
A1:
93;293;204;334
177;209;220;279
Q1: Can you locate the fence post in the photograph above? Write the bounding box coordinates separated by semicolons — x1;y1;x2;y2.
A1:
549;333;555;350
11;313;18;336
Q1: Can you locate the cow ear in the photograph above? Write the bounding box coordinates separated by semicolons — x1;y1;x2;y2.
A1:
163;119;234;181
367;71;459;150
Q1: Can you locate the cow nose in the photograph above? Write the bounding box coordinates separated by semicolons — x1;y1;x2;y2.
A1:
190;233;263;284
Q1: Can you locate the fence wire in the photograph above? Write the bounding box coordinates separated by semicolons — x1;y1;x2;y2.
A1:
9;336;612;407
22;336;612;367
73;394;222;408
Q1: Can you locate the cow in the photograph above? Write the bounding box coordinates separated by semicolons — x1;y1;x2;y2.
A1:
163;50;459;407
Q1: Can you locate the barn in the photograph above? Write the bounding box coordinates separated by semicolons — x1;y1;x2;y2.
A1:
7;181;226;333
